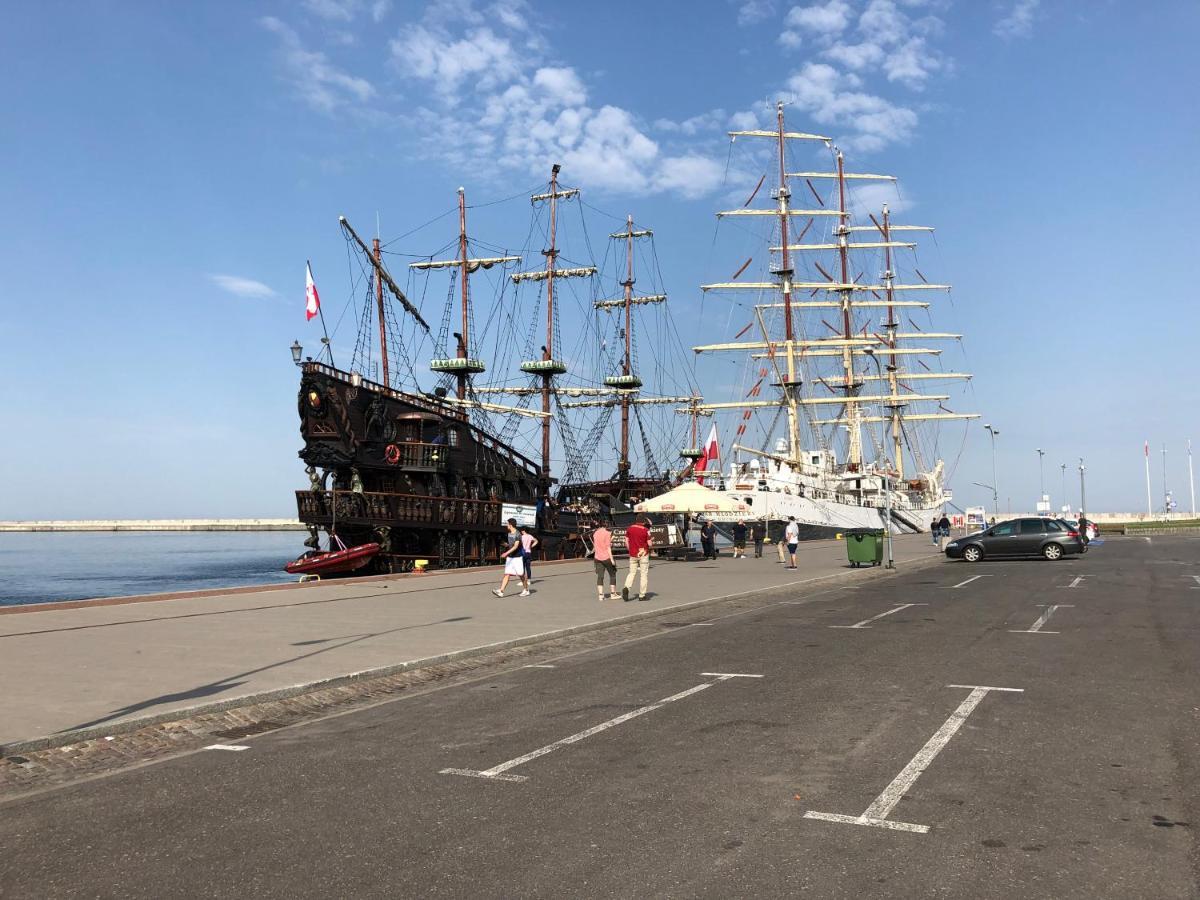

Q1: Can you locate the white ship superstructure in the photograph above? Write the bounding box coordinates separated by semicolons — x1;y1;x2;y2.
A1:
690;102;977;539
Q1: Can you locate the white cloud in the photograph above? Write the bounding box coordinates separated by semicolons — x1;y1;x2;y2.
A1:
882;35;943;88
847;180;911;216
533;66;587;106
303;0;359;21
388;4;728;197
391;25;522;95
653;154;728;199
371;0;392;22
785;61;918;152
993;0;1038;39
209;275;277;299
653;108;729;136
735;0;777;25
260;17;374;112
786;0;853;33
822;39;885;69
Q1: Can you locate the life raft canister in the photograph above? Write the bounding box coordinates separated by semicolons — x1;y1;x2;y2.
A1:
385;444;401;465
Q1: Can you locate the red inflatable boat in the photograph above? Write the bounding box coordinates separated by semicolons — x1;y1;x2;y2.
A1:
285;541;381;577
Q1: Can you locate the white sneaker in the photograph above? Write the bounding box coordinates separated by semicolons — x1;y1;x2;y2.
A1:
492;589;504;598
519;590;531;597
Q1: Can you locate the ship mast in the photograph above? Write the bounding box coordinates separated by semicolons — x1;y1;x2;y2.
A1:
507;165;595;486
456;188;470;400
834;150;864;469
619;215;635;477
373;237;390;388
881;203;903;476
408;191;520;408
774;102;802;463
541;164;561;477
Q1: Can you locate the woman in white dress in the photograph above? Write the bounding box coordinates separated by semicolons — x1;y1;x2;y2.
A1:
493;518;531;597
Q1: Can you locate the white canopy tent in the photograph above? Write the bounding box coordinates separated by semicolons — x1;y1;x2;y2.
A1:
633;482;758;522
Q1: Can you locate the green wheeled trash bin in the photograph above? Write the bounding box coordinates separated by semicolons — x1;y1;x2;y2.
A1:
845;528;885;567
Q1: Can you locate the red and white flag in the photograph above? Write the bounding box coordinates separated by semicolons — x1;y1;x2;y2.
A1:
305;262;321;321
1144;440;1150;458
696;423;720;484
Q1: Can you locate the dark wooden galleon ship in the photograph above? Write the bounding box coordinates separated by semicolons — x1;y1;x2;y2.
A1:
294;197;577;573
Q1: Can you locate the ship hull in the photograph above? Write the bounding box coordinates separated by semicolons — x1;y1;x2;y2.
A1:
293;362;586;572
712;485;941;543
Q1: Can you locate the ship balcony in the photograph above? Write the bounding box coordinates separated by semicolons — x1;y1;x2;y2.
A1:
604;374;642;389
386;441;449;472
297;489;504;532
520;358;568;375
430;357;486;374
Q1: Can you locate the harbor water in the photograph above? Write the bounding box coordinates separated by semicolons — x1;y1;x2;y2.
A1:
0;531;303;606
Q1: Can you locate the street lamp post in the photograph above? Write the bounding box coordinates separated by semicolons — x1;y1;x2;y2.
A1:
1036;447;1046;511
1078;458;1087;522
983;424;1000;516
1060;463;1068;513
863;348;895;569
290;340;303;366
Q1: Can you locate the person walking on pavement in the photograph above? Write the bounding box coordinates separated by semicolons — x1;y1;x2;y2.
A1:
936;513;951;548
752;520;765;558
492;518;530;597
519;525;539;582
784;516;800;569
732;519;748;559
622;514;653;602
591;519;619;601
699;518;717;560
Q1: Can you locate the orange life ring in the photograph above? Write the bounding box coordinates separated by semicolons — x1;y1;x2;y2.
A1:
385;444;401;465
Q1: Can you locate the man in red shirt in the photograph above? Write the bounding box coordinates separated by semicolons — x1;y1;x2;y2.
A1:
622;515;654;602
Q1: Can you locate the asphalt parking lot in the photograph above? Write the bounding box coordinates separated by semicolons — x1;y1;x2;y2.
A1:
2;535;1197;898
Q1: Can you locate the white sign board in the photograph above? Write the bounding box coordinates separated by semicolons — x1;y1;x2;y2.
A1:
1036;500;1051;513
501;503;537;528
965;506;987;531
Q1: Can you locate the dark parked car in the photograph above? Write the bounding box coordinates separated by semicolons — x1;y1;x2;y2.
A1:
944;517;1086;562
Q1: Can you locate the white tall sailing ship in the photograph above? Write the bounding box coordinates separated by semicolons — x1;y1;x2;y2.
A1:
692;102;978;539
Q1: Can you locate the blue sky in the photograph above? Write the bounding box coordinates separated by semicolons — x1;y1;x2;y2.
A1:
3;0;1198;519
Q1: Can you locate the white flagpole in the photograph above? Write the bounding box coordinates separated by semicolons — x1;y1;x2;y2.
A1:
1189;440;1196;517
1144;442;1152;517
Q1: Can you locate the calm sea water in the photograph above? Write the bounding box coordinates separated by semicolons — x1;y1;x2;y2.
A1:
0;531;306;606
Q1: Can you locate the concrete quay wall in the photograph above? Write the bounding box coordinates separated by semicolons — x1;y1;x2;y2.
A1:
0;519;305;533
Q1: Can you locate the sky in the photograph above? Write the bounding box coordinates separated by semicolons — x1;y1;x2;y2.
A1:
2;0;1198;520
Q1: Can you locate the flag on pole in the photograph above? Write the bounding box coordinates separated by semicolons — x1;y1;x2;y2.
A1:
1144;440;1149;457
305;263;321;321
697;423;720;485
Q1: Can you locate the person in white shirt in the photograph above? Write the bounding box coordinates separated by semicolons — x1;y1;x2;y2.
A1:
784;516;800;569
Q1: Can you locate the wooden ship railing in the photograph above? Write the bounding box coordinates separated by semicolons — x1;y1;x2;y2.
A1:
296;490;507;532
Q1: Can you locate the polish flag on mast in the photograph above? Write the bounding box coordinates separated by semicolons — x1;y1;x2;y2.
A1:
696;423;721;485
305;262;321;321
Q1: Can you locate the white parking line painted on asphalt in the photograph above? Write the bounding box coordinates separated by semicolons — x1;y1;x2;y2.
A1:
440;673;761;783
1009;604;1073;634
1191;576;1200;589
803;684;1022;834
829;603;927;629
203;744;250;752
949;575;991;589
1067;576;1087;588
698;672;765;678
522;664;557;669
